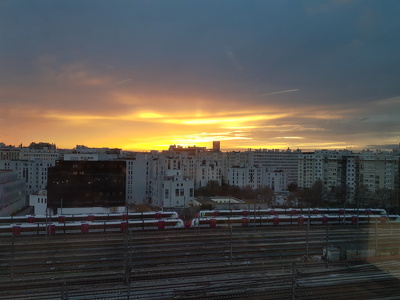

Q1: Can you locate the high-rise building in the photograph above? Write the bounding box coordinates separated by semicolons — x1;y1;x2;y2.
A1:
213;141;221;152
298;149;400;204
247;148;301;186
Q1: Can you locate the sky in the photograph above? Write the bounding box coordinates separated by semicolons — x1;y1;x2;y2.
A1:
1;0;400;152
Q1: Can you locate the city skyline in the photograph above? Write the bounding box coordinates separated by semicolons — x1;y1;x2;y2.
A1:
1;1;400;151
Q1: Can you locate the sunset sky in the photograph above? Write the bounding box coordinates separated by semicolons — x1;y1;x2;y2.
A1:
1;0;400;151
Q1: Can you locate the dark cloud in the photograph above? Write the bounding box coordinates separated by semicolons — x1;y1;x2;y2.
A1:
2;1;400;100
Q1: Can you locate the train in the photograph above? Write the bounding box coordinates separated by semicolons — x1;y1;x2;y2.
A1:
189;214;399;228
0;211;179;225
197;208;387;218
0;218;185;236
2;208;398;237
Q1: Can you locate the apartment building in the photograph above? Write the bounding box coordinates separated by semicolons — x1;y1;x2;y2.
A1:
0;160;56;195
126;153;150;205
247;148;301;186
0;143;20;160
227;165;287;192
0;170;25;216
298;149;400;203
151;169;194;208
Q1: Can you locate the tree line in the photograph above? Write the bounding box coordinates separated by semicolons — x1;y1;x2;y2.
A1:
195;180;274;203
195;179;400;213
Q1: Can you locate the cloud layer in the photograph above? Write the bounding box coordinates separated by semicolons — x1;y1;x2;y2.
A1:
1;0;400;151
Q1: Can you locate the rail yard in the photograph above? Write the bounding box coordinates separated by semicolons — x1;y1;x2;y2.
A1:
2;222;400;299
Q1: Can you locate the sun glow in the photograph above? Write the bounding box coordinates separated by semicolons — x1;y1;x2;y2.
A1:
138;112;164;118
166;114;288;125
44;112;114;122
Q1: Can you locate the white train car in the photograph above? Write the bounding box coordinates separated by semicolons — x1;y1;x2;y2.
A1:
198;208;387;218
189;214;394;228
0;211;180;225
0;218;185;236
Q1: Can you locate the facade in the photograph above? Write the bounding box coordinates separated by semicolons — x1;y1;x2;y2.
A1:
0;160;56;195
19;143;60;162
0;143;20;160
298;149;400;204
195;160;222;187
151;169;194;208
126;153;150;204
64;153;101;161
47;160;126;213
68;145;123;160
227;165;287;192
221;151;249;181
227;165;268;189
29;190;47;215
0;143;59;196
247;148;301;186
0;170;25;216
212;141;221;152
268;170;288;192
147;152;222;189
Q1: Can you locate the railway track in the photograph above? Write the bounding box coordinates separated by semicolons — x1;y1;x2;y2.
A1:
3;262;395;300
1;225;400;299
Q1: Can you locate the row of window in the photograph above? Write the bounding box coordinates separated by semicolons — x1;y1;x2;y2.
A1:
37;198;47;203
164;188;194;199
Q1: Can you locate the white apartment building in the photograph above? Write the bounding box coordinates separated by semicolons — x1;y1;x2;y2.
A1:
19;146;60;162
0;144;60;196
0;160;56;195
298;149;400;203
221;151;249;181
64;151;123;161
29;190;47;215
195;160;222;187
358;150;396;193
247;148;301;186
345;155;357;200
0;170;25;216
147;152;222;189
269;170;288;192
72;145;123;160
161;145;300;189
227;165;287;192
126;153;150;204
64;153;101;161
151;169;194;208
0;143;20;160
299;150;359;200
